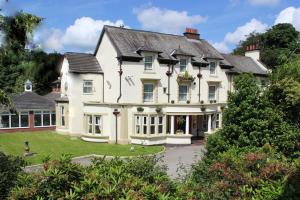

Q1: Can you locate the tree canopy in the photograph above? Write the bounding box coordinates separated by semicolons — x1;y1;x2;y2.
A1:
233;23;300;68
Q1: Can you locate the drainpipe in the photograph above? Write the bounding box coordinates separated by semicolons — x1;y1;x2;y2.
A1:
117;58;123;103
197;66;202;103
113;109;120;144
166;63;174;103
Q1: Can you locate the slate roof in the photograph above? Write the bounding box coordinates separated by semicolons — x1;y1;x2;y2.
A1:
96;26;225;64
11;92;55;111
92;25;268;75
43;92;61;104
65;52;103;74
221;54;268;75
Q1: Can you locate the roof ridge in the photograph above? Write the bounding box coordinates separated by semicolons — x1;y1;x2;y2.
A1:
65;52;93;55
104;25;187;38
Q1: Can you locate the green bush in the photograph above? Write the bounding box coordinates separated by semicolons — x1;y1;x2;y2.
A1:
0;152;25;200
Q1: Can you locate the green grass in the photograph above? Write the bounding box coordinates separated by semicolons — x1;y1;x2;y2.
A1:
0;131;163;165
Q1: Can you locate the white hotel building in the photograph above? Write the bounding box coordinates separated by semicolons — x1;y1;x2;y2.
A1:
56;26;268;145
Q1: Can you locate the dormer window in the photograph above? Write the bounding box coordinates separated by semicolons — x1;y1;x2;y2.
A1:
144;56;153;71
209;62;216;75
179;59;187;72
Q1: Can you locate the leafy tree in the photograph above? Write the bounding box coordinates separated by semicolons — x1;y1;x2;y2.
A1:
233;23;300;68
207;73;300;156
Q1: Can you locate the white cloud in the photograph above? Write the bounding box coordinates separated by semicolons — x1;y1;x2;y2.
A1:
212;42;231;53
213;18;268;53
248;0;280;6
275;7;300;31
36;17;126;52
224;18;268;44
134;6;205;34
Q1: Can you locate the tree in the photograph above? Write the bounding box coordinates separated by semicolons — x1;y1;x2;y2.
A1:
207;73;300;156
232;23;300;68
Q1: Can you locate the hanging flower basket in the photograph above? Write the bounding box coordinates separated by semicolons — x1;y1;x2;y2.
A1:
137;107;144;112
155;107;162;113
177;71;195;82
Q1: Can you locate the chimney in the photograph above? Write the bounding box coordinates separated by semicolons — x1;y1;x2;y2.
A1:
183;28;200;40
245;43;260;60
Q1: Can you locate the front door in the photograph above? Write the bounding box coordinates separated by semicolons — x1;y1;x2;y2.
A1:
191;116;200;137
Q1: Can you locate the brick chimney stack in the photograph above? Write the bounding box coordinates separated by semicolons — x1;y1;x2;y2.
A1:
245;43;261;60
183;28;200;40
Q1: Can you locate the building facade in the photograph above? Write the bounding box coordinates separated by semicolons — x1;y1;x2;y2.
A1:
56;26;268;145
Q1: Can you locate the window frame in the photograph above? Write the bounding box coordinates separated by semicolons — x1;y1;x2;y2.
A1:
60;106;65;127
178;85;189;102
179;58;187;72
216;113;220;129
209;62;217;75
83;80;93;94
144;55;153;71
86;114;103;135
34;110;55;127
0;112;30;129
208;85;217;101
143;83;154;103
134;114;164;135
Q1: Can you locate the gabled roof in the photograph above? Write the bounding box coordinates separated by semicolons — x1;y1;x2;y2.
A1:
95;26;225;64
65;52;103;74
43;92;61;104
11;92;55;110
221;54;268;76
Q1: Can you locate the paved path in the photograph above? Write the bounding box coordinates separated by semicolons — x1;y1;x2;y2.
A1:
161;144;205;179
24;143;206;179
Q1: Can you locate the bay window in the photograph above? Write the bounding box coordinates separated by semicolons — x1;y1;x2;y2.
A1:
134;115;164;135
86;114;102;134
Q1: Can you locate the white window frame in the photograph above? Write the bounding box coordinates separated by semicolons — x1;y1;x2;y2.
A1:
208;85;217;101
60;106;65;127
135;115;164;135
86;114;102;135
144;56;153;71
179;85;189;102
216;114;220;129
83;80;93;94
0;112;30;129
143;83;154;102
34;110;55;127
179;58;187;72
209;62;216;75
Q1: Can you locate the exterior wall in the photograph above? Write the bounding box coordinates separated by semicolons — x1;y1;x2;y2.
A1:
0;111;55;133
56;102;70;133
95;32;230;105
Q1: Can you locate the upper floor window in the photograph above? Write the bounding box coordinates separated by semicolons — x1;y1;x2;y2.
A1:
179;59;187;72
143;83;154;102
144;56;153;71
83;80;93;94
209;62;216;75
179;85;189;102
208;85;217;100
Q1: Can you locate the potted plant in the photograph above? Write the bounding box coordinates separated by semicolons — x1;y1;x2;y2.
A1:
186;100;190;104
221;106;225;111
137;107;144;112
171;100;175;104
200;100;204;104
201;106;206;112
155;107;162;113
213;100;217;103
210;100;214;104
176;116;185;134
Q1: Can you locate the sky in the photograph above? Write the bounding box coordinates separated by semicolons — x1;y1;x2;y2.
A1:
2;0;300;53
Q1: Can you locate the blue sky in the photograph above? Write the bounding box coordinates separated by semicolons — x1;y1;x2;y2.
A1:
3;0;300;53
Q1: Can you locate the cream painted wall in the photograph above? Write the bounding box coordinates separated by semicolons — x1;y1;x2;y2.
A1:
95;32;230;105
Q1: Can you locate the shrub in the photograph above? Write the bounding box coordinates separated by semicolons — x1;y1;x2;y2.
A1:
0;152;25;200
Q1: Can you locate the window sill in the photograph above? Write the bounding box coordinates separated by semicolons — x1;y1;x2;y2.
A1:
83;93;94;95
81;133;109;139
0;127;30;129
131;134;166;139
143;71;156;74
34;125;56;128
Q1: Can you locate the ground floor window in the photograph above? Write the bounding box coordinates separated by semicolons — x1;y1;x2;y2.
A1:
135;115;164;135
0;112;29;129
86;114;102;134
202;115;208;130
34;111;56;127
60;106;65;127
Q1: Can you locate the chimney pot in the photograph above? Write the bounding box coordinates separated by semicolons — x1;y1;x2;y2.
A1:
184;27;200;40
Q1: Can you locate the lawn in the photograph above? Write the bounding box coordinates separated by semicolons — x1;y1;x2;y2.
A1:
0;131;164;165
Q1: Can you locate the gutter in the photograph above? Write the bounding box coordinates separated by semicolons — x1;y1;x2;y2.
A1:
117;58;123;103
166;63;174;103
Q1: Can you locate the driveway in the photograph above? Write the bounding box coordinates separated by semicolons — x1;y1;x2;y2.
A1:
161;143;206;179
